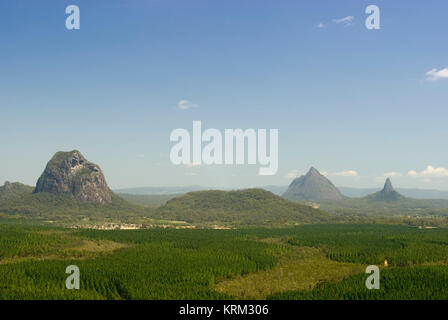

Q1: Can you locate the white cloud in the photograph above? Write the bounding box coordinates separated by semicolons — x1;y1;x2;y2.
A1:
321;171;329;176
426;68;448;81
136;154;145;158
177;99;199;110
317;22;325;28
408;170;418;177
375;172;402;183
330;170;358;177
285;169;301;179
408;165;448;178
333;16;354;26
384;172;402;177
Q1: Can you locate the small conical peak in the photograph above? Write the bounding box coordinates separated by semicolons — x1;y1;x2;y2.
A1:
367;177;404;201
383;178;394;193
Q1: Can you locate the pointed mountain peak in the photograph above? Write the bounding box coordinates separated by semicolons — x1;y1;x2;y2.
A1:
383;178;394;193
283;167;343;201
307;167;321;176
365;177;405;202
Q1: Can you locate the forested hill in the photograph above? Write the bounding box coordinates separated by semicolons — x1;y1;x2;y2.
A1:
154;188;336;226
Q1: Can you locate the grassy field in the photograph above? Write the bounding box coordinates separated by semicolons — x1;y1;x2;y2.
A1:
215;244;363;299
0;222;447;299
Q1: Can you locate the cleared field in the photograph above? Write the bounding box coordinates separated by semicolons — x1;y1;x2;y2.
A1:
215;244;364;299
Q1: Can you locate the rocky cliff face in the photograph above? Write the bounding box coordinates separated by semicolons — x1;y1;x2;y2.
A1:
34;150;113;203
282;167;344;201
382;178;394;194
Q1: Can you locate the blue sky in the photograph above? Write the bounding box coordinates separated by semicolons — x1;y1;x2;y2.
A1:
1;0;448;189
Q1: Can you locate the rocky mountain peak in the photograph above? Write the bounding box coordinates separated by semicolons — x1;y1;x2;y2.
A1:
307;167;320;177
33;150;112;203
366;178;405;202
383;178;394;194
3;181;12;190
282;167;343;201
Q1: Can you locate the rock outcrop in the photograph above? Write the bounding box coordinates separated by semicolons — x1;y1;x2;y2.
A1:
34;150;113;203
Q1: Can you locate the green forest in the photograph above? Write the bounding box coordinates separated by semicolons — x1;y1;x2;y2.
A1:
1;222;447;300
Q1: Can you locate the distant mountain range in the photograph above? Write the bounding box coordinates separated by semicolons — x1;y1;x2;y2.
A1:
338;186;448;200
319;176;448;215
116;182;448;200
115;186;208;195
272;184;448;200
